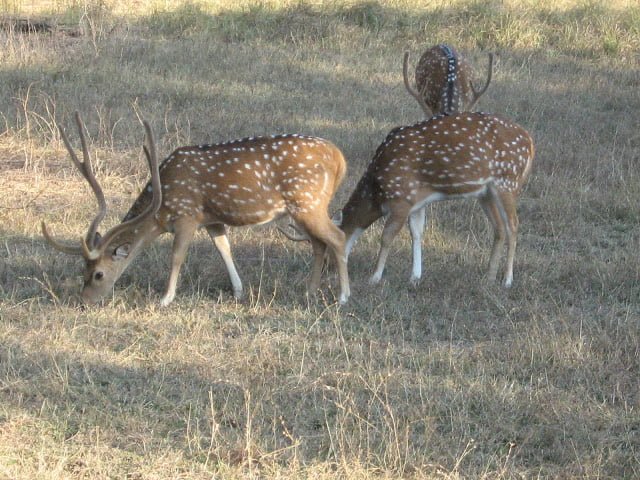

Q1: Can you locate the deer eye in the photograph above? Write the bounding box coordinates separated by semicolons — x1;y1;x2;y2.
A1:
94;271;104;281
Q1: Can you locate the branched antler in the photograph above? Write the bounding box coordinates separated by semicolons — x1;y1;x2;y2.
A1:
403;51;433;117
469;53;494;110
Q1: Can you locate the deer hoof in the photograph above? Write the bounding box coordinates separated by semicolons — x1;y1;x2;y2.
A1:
159;294;175;307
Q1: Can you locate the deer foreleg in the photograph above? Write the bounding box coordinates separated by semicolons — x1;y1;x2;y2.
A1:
206;225;243;299
344;227;364;260
160;220;197;307
408;207;426;285
370;212;405;285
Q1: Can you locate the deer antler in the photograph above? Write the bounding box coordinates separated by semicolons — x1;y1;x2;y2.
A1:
403;51;433;118
41;221;84;255
63;112;107;249
42;111;107;258
92;120;162;251
468;52;494;110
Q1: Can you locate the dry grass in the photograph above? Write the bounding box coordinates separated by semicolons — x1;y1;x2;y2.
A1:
1;0;639;478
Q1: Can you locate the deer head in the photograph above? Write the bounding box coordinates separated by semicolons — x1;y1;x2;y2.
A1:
42;112;163;304
403;44;493;117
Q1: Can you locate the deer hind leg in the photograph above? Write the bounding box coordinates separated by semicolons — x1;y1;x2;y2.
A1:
370;209;407;285
499;192;519;288
296;213;350;305
408;207;427;286
160;218;198;307
307;237;327;293
479;190;507;284
206;224;243;299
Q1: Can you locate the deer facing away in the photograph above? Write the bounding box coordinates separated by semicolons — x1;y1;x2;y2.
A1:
42;113;351;306
403;44;493;117
336;112;534;287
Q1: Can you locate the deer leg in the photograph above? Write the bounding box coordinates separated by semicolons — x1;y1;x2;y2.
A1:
338;202;383;261
408;207;427;285
499;193;518;288
308;237;327;294
370;211;406;285
284;217;326;295
344;227;364;260
160;219;197;307
479;193;506;283
298;214;350;305
206;225;243;299
343;211;383;261
323;223;350;305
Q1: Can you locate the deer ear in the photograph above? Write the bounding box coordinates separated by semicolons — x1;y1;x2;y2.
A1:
112;243;131;260
331;210;343;226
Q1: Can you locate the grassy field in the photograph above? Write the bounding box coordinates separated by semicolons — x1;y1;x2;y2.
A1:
1;0;639;478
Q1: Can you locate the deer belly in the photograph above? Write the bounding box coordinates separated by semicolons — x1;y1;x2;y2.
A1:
203;196;287;227
409;182;491;213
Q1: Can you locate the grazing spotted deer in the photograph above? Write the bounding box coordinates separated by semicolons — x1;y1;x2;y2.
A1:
336;112;534;287
42;112;350;306
403;44;493;117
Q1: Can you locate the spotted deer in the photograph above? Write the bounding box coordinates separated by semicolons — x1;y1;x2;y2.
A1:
42;112;350;306
335;112;534;287
403;44;493;117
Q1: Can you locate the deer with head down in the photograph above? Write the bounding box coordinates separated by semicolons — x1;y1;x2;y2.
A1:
284;112;534;287
403;44;493;117
338;112;534;287
42;112;350;306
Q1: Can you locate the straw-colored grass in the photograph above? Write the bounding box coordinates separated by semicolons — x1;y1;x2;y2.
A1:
1;0;639;478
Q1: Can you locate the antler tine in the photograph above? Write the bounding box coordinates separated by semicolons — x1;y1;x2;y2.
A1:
142;120;162;214
95;120;163;251
469;52;494;110
41;221;84;256
403;51;433;118
58;112;108;250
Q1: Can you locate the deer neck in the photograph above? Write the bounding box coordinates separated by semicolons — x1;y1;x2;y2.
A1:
102;216;163;267
340;173;384;236
122;187;153;223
